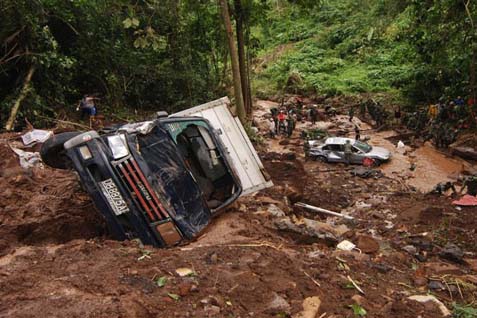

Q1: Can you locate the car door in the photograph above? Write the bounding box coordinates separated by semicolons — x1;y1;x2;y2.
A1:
172;97;273;196
327;144;345;162
351;146;365;164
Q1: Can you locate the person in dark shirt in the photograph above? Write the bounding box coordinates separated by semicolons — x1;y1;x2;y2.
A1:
354;125;360;141
460;176;477;196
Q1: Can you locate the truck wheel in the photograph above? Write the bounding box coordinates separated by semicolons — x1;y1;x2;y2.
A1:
40;132;81;169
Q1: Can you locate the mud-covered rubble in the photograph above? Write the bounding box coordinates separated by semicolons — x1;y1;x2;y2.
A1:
1;98;477;317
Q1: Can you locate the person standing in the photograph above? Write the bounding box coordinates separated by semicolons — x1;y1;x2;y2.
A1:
348;106;355;122
277;111;286;135
460;175;477;196
310;107;318;125
286;114;295;138
394;106;401;126
354;125;360;141
77;94;100;127
344;140;352;165
268;118;276;138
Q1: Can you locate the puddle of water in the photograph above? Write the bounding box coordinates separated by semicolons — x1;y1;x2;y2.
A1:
375;135;470;192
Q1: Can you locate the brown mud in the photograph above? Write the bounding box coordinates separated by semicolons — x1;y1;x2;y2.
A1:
0;99;476;317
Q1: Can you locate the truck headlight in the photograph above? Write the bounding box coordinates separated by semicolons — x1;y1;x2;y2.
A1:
108;135;129;159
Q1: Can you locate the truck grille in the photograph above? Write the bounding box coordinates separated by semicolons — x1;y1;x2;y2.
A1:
114;157;168;222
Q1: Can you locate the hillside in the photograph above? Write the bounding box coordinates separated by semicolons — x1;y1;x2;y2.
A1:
253;0;475;104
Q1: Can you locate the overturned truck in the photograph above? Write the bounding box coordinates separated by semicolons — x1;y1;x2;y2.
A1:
41;97;272;247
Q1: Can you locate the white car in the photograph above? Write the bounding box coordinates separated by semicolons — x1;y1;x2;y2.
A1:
309;137;391;165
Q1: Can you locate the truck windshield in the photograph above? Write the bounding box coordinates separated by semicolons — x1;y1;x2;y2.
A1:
354;141;372;153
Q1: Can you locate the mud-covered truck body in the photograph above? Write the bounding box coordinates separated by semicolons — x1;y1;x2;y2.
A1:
41;98;272;247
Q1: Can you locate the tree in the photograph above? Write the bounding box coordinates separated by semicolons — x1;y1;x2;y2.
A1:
234;0;253;116
218;0;246;123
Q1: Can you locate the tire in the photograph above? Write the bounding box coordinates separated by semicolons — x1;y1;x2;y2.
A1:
315;155;328;163
372;159;382;167
40;132;81;169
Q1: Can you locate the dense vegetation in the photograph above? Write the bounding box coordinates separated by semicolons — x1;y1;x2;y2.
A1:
255;0;477;104
0;0;234;128
0;0;475;129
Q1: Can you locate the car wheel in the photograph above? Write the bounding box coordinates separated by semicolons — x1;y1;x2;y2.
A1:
315;155;327;163
372;159;382;167
40;132;81;169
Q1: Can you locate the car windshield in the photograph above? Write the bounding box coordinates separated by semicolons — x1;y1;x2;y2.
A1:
353;141;372;153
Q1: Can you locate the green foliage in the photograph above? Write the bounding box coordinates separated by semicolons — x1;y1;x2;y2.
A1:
254;0;477;103
349;303;367;317
0;0;231;129
156;276;167;288
453;303;477;318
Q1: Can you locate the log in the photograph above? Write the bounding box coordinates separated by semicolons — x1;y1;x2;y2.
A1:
294;202;355;220
5;66;36;131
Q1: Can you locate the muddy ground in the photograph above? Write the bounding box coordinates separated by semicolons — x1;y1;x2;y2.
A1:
0;99;476;318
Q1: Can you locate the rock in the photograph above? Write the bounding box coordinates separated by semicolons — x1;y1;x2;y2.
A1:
176;268;195;277
273;217;338;245
209;295;225;307
415;253;427;262
439;243;464;264
203;305;221;316
303;219;347;237
408;295;451;317
265;293;291;314
293;296;321;318
402;245;417;255
178;282;192;296
336;240;356;251
465;258;477;272
413;277;428;287
356;235;380;254
424;262;464;275
284;186;302;203
283;152;296;161
332;250;371;262
267;204;286;217
428;280;445;291
371;262;392;273
209;252;218;264
307;250;325;259
351;294;366;306
257;196;283;205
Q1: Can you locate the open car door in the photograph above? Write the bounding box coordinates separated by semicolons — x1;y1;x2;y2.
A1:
172;97;273;196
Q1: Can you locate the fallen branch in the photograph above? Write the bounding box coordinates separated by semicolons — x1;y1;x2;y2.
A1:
303;271;321;287
347;275;365;294
295;202;355;220
224;242;283;251
5;66;36;131
35;115;91;130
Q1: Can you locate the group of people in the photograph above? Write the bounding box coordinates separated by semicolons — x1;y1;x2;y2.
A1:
432;175;477;197
358;99;392;128
398;95;476;148
426;96;475;148
269;108;297;138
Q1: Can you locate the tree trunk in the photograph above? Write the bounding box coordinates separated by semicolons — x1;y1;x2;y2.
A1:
234;0;252;116
5;66;36;131
218;0;245;123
